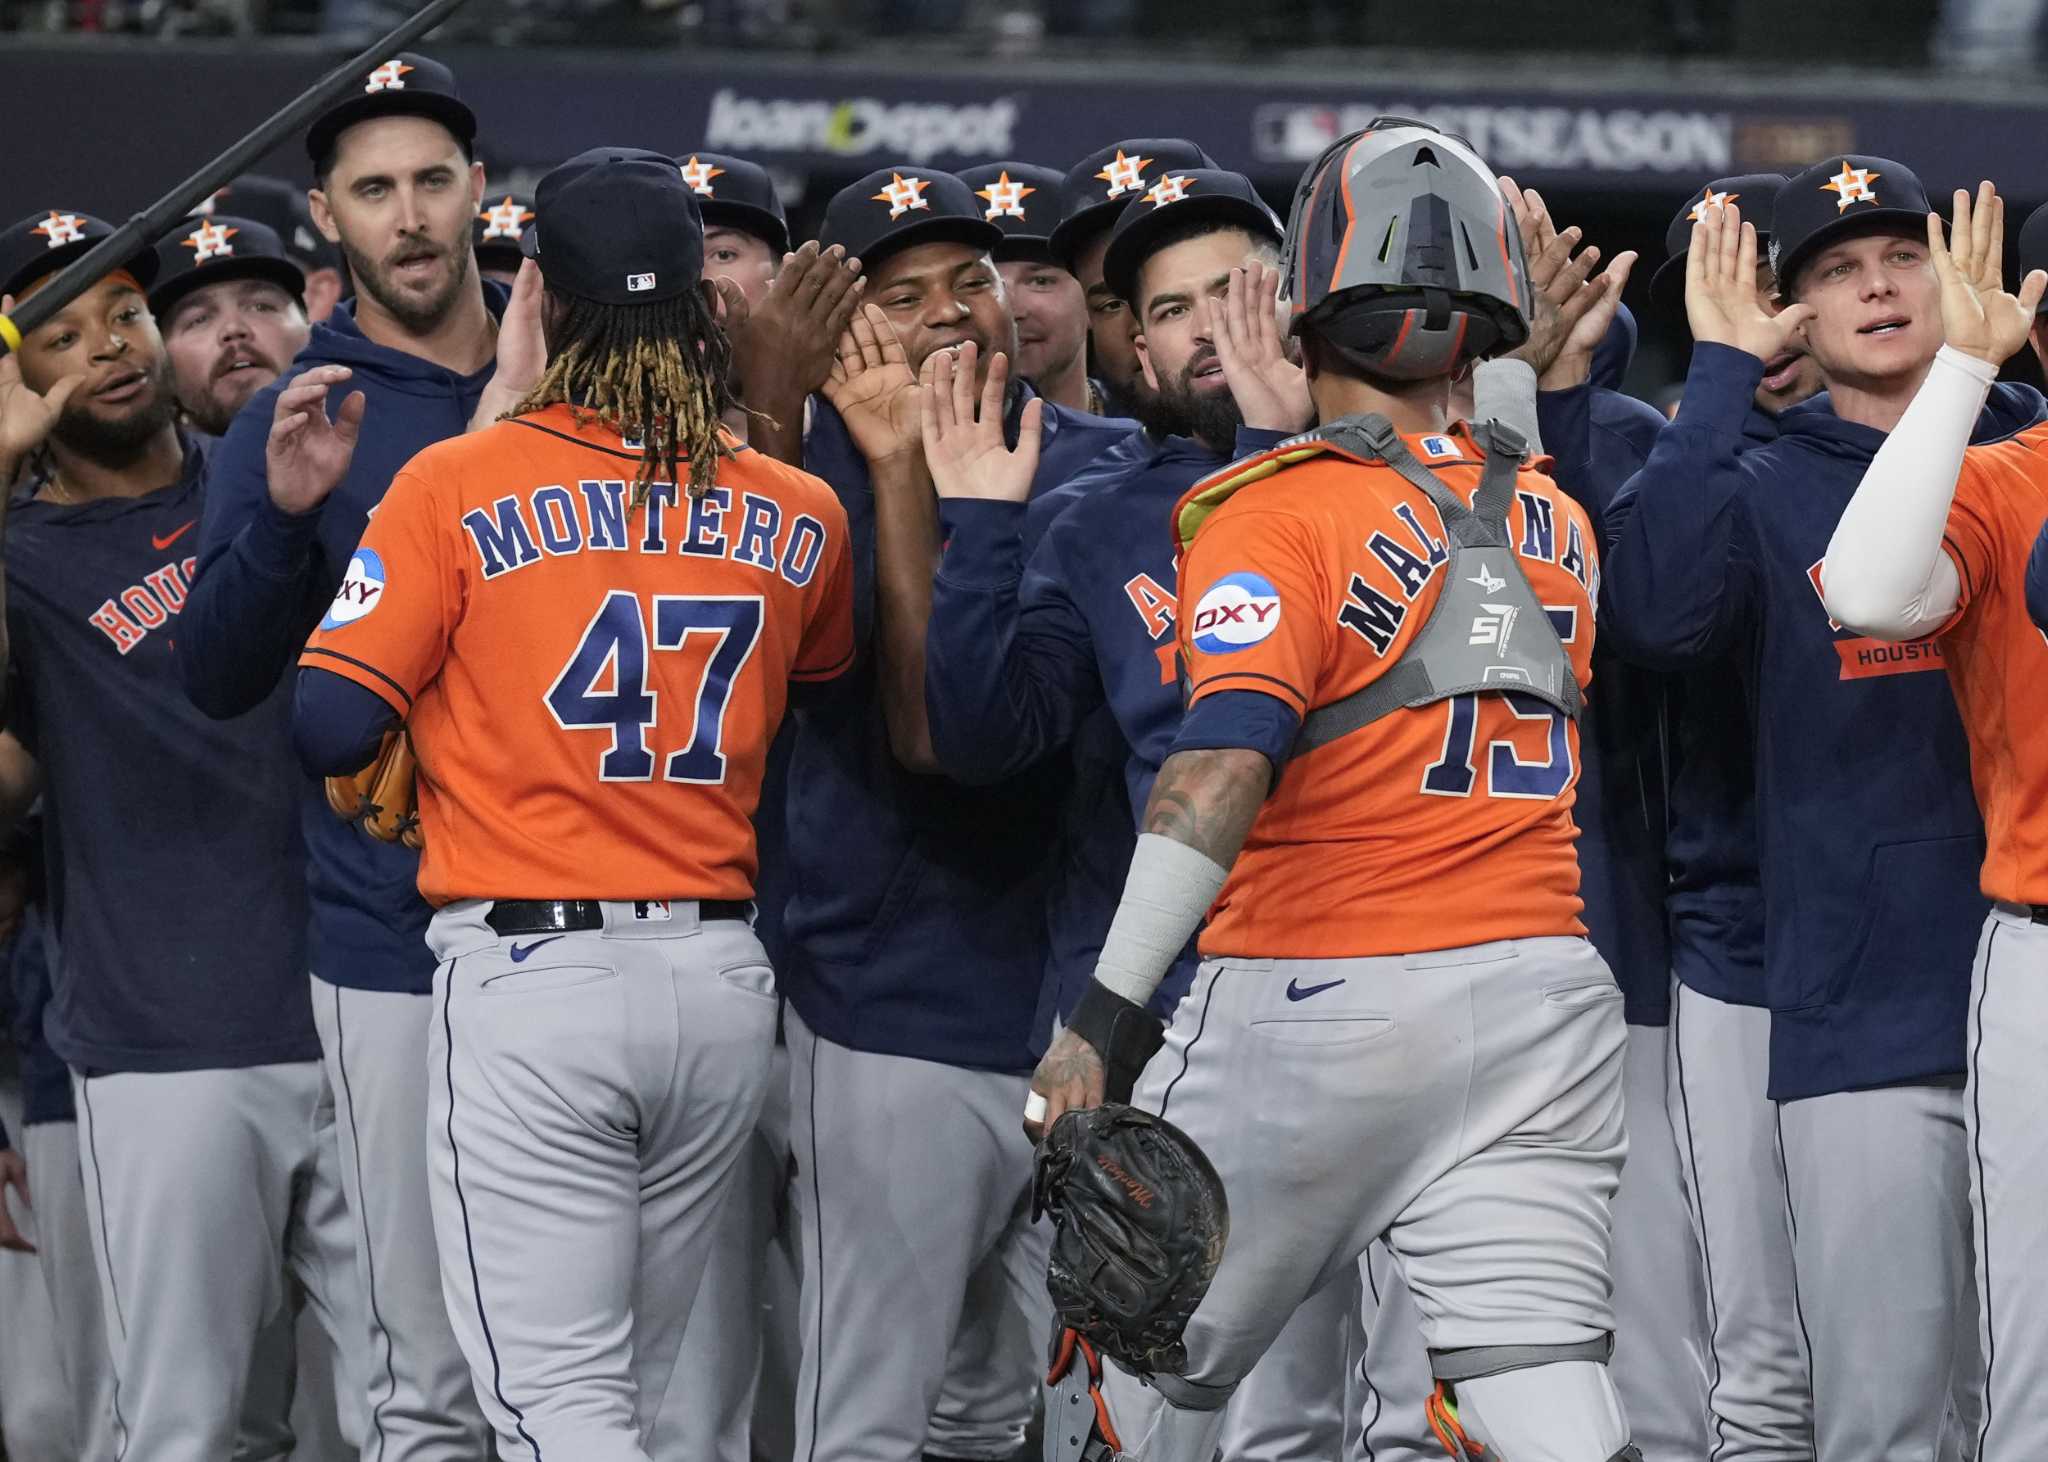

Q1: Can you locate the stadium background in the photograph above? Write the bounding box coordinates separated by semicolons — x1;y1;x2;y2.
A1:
5;0;2047;394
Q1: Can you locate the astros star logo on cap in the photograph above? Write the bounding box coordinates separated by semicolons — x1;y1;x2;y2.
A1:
1144;174;1194;208
1096;149;1152;199
365;58;413;93
873;172;932;220
679;157;725;197
1821;162;1880;214
182;221;239;262
478;197;533;242
30;212;86;249
975;171;1035;222
1687;188;1738;222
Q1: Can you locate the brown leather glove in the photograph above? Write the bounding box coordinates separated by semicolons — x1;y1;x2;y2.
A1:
324;729;424;851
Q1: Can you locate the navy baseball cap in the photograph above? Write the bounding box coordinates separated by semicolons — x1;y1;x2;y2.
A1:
473;192;536;271
523;147;704;306
1771;157;1933;297
819;168;1002;270
1047;138;1218;268
306;53;477;170
675;153;790;256
1651;174;1789;303
203;175;342;276
956;163;1068;262
149;215;305;320
2018;201;2048;315
0;209;159;304
1101;169;1283;309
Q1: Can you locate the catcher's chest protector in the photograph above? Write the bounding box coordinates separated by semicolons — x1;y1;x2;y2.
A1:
1182;413;1582;762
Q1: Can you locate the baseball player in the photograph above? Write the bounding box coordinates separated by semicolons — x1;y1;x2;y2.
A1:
0;208;366;1462
1603;165;2029;1460
781;164;1131;1462
148;215;310;438
1026;118;1633;1462
180;54;503;1460
921;168;1445;1461
292;144;854;1460
679;150;865;468
957;162;1100;413
200;175;352;328
1821;181;2048;1462
1556;176;1808;1462
471;189;534;286
1046;139;1217;416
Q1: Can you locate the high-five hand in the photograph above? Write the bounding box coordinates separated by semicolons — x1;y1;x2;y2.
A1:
1199;263;1312;433
921;342;1040;502
822;303;923;468
1685;202;1815;365
1932;181;2048;366
267;366;366;517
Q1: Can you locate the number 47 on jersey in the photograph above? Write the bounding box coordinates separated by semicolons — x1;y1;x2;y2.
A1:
546;590;763;784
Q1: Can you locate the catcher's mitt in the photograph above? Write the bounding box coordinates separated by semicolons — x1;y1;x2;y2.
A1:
324;729;424;851
1033;1103;1228;1378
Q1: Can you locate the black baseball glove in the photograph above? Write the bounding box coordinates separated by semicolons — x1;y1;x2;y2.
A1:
1032;1103;1229;1378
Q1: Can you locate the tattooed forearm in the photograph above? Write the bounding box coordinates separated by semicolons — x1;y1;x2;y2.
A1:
1141;747;1272;866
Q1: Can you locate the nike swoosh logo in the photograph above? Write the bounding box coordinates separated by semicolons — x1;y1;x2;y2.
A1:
508;936;564;963
1285;977;1345;1002
152;520;196;551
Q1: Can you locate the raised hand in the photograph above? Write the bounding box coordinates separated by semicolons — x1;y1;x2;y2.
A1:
267;365;366;516
735;242;866;408
921;341;1040;502
468;259;545;432
0;296;85;476
822;303;923;468
1685;201;1815;364
1199;263;1312;433
1931;181;2048;366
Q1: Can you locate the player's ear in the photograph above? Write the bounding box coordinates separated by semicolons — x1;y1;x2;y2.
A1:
307;189;342;247
468;160;488;211
1136;331;1162;394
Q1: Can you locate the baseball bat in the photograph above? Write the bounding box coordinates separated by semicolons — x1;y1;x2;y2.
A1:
0;0;475;357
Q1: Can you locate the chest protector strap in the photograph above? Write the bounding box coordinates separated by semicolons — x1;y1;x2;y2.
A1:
1288;413;1582;761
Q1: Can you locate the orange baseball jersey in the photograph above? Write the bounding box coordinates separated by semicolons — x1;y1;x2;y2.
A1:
1174;421;1598;959
1936;418;2048;904
299;403;855;906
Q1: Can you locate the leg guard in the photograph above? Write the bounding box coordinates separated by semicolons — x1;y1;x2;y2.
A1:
1044;1331;1126;1462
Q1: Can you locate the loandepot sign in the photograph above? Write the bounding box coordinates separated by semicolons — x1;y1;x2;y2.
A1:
704;89;1020;164
1253;101;1734;174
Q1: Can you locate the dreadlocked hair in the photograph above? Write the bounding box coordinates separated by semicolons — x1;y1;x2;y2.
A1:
511;286;737;502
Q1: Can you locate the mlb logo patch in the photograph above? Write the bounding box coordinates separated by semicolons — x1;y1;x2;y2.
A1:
1420;435;1459;459
633;900;672;922
627;273;656;293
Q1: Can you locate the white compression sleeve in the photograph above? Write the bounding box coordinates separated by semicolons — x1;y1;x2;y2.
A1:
1821;344;1990;639
1092;833;1230;1008
1471;358;1543;454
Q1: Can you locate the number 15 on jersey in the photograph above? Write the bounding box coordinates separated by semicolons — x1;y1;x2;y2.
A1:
546;590;763;784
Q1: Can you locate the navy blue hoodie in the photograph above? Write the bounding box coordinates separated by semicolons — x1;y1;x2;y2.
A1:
926;426;1290;1025
1533;309;1673;1025
181;288;504;994
782;391;1133;1073
1602;342;2044;1098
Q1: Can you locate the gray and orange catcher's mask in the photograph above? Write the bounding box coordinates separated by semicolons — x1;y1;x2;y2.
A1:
1280;117;1532;381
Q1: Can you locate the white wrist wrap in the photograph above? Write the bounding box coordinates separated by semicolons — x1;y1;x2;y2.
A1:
1093;833;1231;1008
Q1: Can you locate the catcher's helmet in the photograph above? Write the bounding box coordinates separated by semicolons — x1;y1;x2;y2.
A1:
1282;117;1531;381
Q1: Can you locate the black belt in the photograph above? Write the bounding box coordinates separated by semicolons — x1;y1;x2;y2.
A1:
1996;900;2048;926
485;899;751;936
